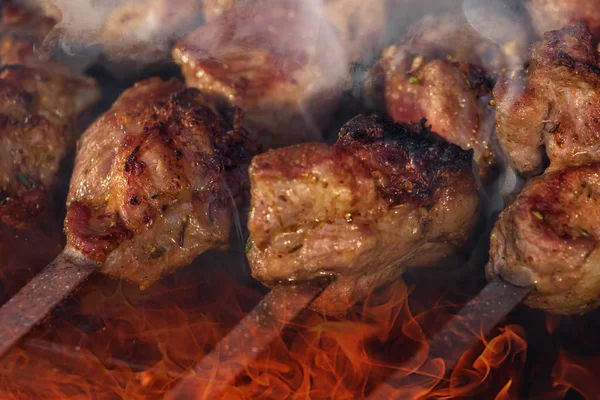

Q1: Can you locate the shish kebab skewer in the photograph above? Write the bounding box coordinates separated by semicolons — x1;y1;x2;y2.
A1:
0;77;257;358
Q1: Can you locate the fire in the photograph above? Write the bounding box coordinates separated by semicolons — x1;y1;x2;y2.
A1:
0;243;597;399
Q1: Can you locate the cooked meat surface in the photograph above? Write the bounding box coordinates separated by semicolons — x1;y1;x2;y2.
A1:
488;163;600;314
494;24;600;176
64;78;256;289
246;114;479;313
370;36;497;179
0;5;99;228
527;0;600;42
173;1;349;148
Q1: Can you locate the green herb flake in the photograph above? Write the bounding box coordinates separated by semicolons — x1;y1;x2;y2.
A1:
245;240;253;254
149;247;166;259
408;76;419;85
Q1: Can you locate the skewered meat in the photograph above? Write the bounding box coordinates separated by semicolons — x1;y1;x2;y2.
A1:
173;2;348;148
527;0;600;42
246;114;479;314
368;16;499;180
64;78;256;289
0;5;99;228
494;24;600;176
487;163;600;314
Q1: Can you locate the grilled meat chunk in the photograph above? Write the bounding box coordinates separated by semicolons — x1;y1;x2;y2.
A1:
488;163;600;314
369;34;497;179
173;2;348;148
64;78;256;289
246;114;479;314
527;0;600;42
494;24;600;176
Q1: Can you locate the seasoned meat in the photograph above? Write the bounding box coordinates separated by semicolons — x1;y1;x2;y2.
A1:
64;78;256;289
488;163;600;315
527;0;600;42
246;114;479;314
494;24;600;176
173;1;349;148
371;43;496;180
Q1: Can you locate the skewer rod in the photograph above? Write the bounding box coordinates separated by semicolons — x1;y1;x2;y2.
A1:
0;250;96;359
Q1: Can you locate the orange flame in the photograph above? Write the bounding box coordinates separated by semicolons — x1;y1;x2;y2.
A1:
0;247;595;399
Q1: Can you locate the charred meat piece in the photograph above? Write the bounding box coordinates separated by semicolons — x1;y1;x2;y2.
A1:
369;35;497;179
527;0;600;42
64;78;256;289
246;114;479;314
488;163;600;315
494;24;600;176
173;1;349;148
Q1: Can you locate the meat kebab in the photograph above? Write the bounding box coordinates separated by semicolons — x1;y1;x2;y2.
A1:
0;77;257;356
172;1;349;148
246;114;479;314
488;24;600;315
366;13;524;180
65;77;256;288
0;4;99;228
494;24;600;176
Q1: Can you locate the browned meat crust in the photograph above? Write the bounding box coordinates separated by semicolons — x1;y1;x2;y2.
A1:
494;24;600;176
488;163;600;314
247;114;478;314
65;78;257;289
527;0;600;42
371;41;497;180
173;1;349;148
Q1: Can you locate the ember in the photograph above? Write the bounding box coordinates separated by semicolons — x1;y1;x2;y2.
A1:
0;237;595;399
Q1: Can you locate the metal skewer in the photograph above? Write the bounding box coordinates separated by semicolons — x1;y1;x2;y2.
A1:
166;278;331;400
0;249;96;358
369;277;533;398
